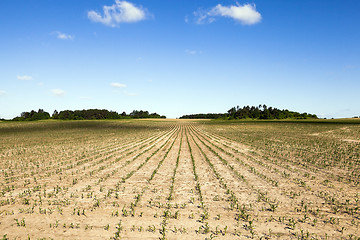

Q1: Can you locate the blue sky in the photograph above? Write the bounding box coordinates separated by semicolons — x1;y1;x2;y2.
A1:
1;0;359;119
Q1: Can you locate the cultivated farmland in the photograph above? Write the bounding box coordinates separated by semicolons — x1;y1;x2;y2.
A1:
0;119;359;239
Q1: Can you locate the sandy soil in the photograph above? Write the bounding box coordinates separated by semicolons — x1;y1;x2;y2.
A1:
0;120;359;239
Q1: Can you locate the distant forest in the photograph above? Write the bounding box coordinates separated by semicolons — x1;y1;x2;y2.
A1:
11;109;166;121
180;104;318;120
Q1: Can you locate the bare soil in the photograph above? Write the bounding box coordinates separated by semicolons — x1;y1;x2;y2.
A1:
0;120;359;239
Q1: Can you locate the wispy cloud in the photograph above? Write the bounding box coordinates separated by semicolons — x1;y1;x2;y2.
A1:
185;49;201;55
184;16;189;23
124;90;137;96
51;89;65;96
345;64;358;70
52;31;74;40
79;96;92;100
17;75;33;81
0;90;6;96
88;0;149;27
111;82;127;88
194;3;262;25
194;9;215;24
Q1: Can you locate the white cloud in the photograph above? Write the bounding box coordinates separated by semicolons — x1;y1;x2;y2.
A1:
88;0;149;27
111;82;127;88
17;75;33;81
195;3;261;25
52;31;74;40
0;90;6;96
51;89;65;96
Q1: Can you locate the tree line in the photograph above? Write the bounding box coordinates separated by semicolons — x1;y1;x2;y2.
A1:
180;104;318;120
11;109;166;121
179;113;226;119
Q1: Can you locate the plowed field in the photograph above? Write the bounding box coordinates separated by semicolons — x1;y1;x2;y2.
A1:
1;120;359;239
